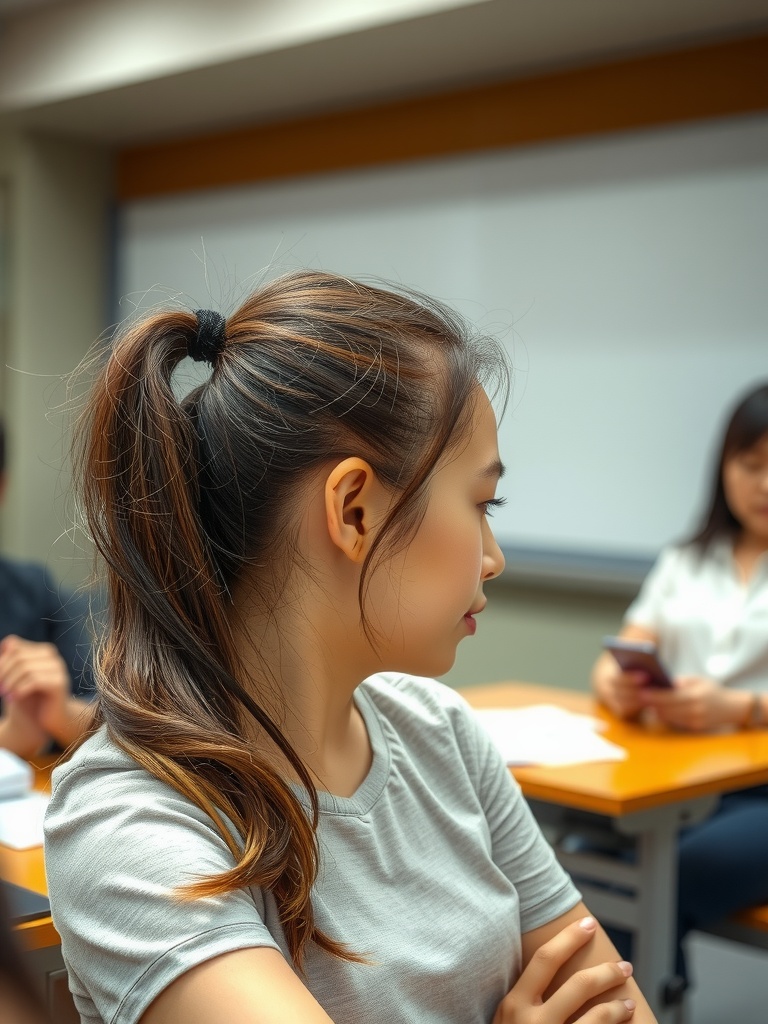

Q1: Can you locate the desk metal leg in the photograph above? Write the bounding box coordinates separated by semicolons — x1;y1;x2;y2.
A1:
25;945;79;1024
530;795;718;1024
617;798;716;1021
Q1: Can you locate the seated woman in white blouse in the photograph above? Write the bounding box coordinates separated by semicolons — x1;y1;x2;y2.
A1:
591;381;768;983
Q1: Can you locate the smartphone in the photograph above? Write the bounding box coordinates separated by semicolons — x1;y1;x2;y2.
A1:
602;635;674;689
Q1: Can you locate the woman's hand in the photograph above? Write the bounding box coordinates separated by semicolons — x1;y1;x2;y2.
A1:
493;917;636;1024
592;653;647;721
591;628;663;721
0;635;90;747
638;676;750;732
0;694;48;758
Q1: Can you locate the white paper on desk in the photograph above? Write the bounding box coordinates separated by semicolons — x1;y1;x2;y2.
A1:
472;705;627;767
0;792;49;850
0;748;33;800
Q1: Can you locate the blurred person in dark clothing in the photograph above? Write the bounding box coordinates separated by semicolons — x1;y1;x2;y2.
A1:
0;419;93;757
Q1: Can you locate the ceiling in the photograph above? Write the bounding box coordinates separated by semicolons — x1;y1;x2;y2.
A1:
0;0;66;14
1;0;767;145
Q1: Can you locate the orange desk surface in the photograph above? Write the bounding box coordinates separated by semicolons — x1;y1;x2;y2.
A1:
462;682;768;817
0;755;59;951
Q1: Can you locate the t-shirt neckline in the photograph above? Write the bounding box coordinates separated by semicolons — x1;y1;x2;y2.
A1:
293;682;392;818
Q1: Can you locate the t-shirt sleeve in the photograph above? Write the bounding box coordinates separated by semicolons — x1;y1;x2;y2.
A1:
623;547;682;632
452;695;581;934
44;745;282;1024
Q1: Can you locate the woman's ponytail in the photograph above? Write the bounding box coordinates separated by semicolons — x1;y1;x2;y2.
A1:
76;310;353;968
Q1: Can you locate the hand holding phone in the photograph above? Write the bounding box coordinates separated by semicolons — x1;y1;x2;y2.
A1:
602;635;674;689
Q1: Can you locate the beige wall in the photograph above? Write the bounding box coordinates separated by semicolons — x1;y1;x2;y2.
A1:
0;131;111;589
441;578;632;693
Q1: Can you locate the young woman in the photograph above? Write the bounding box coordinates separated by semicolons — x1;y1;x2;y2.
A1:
45;272;653;1024
592;381;768;979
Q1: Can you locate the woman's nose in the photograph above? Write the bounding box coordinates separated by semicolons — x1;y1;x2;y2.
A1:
482;521;505;580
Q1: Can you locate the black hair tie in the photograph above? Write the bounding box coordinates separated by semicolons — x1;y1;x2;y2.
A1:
189;309;227;364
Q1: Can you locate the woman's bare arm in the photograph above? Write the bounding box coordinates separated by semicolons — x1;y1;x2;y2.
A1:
520;903;657;1023
140;947;336;1024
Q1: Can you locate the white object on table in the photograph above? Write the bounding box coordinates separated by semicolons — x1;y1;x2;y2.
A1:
0;748;47;849
472;704;627;767
0;748;33;800
0;792;49;849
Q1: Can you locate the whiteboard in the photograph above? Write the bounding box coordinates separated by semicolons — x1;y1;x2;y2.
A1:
116;113;768;578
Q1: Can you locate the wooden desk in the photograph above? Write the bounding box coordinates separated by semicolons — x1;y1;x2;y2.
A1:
461;682;768;1024
0;756;58;951
0;757;77;1022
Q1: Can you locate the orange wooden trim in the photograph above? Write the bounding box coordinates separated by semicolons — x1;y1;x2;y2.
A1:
15;916;60;951
117;34;768;200
511;768;768;818
731;904;768;932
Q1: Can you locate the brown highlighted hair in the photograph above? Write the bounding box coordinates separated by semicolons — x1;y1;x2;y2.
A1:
75;270;506;966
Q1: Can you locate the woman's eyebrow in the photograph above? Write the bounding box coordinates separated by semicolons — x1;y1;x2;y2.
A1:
479;459;505;480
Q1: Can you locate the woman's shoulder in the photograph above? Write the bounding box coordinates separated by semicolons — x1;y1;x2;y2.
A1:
360;672;470;722
46;726;215;842
50;725;147;795
359;673;482;760
44;726;248;922
653;541;730;579
358;675;524;814
653;543;694;568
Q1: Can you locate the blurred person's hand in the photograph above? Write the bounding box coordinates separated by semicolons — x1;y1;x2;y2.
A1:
592;652;647;720
0;635;89;751
638;675;752;733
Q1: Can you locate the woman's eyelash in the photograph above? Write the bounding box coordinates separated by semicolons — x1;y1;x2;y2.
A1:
480;497;507;517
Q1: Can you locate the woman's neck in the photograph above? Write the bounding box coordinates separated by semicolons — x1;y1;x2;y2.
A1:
229;589;375;797
732;531;768;583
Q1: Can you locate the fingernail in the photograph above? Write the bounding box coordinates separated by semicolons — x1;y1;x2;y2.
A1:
578;916;597;931
618;961;633;977
624;999;636;1011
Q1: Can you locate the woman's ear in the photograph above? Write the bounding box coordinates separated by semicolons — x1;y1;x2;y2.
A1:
324;458;388;563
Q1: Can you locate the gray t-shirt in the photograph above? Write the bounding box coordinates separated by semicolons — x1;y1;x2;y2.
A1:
45;673;579;1024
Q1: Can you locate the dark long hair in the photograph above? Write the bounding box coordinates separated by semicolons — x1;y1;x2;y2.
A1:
74;270;507;967
688;382;768;550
